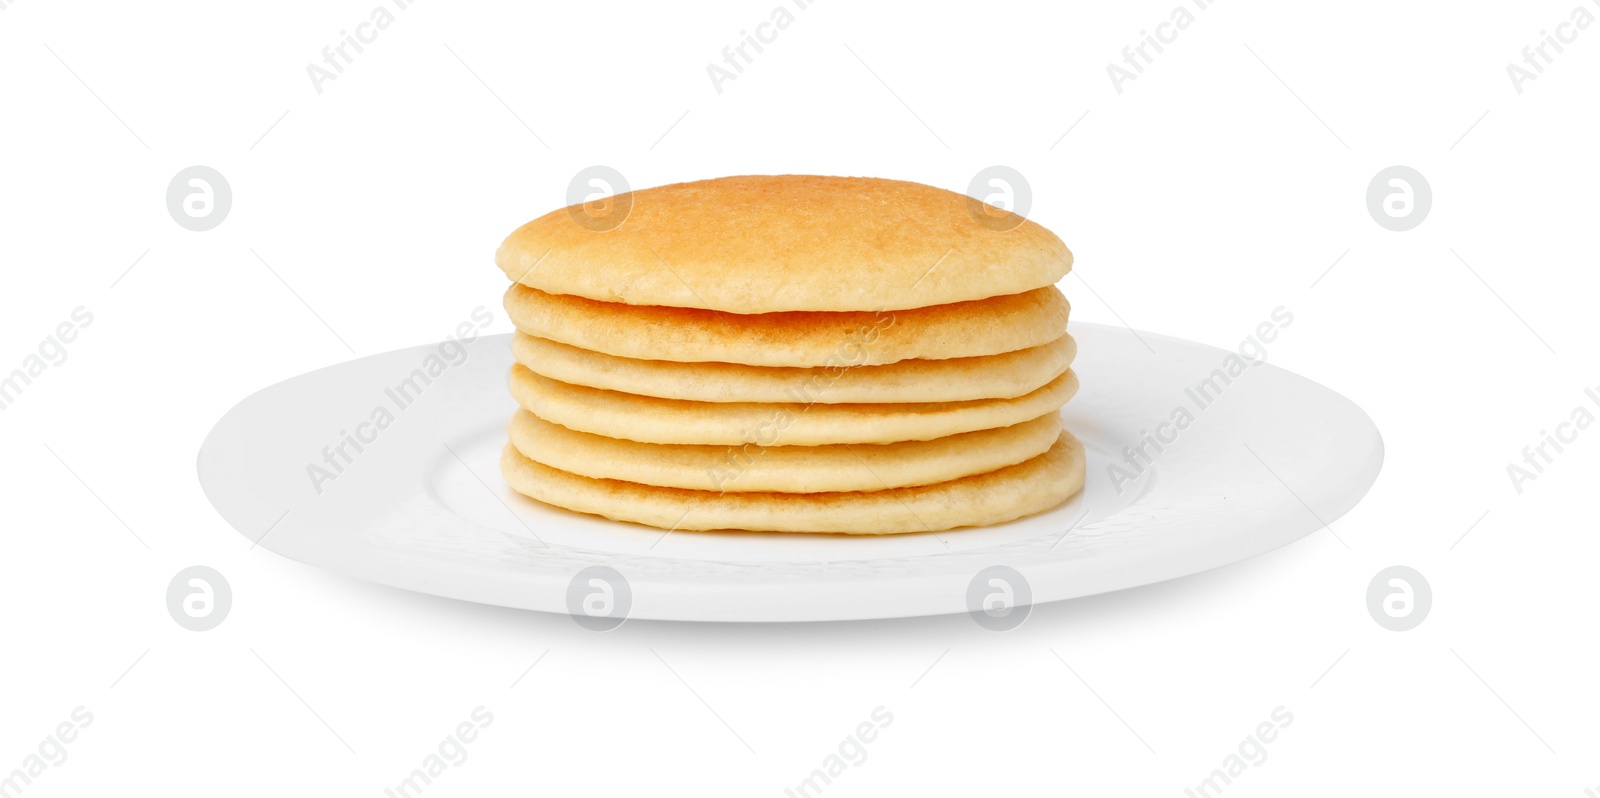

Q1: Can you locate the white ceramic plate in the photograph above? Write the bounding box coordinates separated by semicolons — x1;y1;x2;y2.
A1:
197;324;1382;622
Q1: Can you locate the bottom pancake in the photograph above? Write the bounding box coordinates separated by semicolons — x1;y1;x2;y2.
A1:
499;430;1085;534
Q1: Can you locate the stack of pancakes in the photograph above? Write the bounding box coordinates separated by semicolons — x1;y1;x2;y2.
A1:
495;175;1084;534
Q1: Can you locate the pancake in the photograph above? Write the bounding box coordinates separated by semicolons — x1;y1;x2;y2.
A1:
510;332;1076;404
503;282;1071;367
496;175;1072;313
508;364;1079;446
499;431;1085;534
508;409;1064;493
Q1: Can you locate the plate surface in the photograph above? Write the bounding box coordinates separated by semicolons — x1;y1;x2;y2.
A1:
197;324;1382;622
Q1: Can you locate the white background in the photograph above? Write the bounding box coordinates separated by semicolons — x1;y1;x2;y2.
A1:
2;0;1597;795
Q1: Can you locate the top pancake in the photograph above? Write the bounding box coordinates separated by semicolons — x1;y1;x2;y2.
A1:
495;175;1072;313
